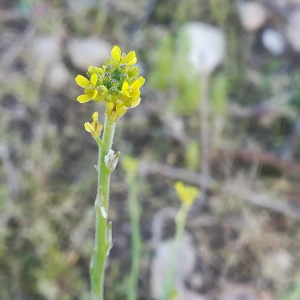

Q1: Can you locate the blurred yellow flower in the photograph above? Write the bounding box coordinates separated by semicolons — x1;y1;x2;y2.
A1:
84;112;103;138
174;181;199;207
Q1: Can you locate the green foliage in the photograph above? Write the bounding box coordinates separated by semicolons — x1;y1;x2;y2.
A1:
281;276;300;300
185;139;200;172
148;31;200;115
175;0;203;23
148;36;174;90
209;0;231;25
211;73;228;119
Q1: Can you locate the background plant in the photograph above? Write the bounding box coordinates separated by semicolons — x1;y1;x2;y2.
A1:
1;1;300;300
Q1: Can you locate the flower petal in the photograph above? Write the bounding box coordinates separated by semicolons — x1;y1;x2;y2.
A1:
77;94;91;103
131;79;142;90
92;90;98;100
127;57;137;66
131;97;141;108
84;122;93;133
92;112;98;120
90;73;98;87
75;75;90;88
111;45;121;62
138;76;145;87
125;51;136;62
122;81;129;92
105;102;114;110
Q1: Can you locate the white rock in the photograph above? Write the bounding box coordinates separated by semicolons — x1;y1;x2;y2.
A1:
30;35;61;64
237;1;268;32
262;29;285;55
48;61;71;90
38;279;59;300
264;249;293;280
286;9;300;52
151;233;196;299
67;38;112;70
182;22;226;74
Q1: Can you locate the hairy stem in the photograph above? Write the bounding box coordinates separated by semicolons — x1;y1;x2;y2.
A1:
127;178;142;300
91;115;116;300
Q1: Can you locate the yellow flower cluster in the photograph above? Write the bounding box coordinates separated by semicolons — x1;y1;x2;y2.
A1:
75;45;145;122
84;112;103;138
174;181;200;207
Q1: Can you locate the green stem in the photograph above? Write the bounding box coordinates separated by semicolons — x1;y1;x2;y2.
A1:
91;115;116;300
127;178;142;300
161;205;189;300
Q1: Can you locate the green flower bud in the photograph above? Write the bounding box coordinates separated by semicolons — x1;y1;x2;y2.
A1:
120;73;128;83
98;85;108;96
110;79;119;88
105;58;114;65
105;65;114;73
87;66;104;77
119;64;128;73
109;87;119;96
127;66;139;78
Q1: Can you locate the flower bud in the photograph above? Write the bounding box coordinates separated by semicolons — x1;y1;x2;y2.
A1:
128;66;139;78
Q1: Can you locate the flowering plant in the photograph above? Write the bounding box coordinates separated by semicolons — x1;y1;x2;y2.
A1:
75;46;145;122
75;46;145;300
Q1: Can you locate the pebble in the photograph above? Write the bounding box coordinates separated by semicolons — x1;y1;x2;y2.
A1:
30;35;61;64
48;61;71;90
237;1;268;32
262;29;285;55
67;38;112;71
151;233;196;299
182;22;226;74
263;249;293;280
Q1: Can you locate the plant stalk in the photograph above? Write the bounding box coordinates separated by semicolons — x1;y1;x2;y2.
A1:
91;115;116;300
127;178;142;300
161;205;189;300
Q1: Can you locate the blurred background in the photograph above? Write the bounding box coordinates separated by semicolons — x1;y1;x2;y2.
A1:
1;0;300;299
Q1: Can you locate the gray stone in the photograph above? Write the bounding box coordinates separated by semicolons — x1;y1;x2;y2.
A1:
30;35;61;65
67;38;112;70
48;61;71;90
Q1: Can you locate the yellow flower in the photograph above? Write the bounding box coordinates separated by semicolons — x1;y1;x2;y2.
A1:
105;101;127;122
74;45;145;121
84;112;103;138
121;156;139;180
174;181;199;207
87;66;104;77
111;45;121;63
121;76;145;107
111;45;137;66
75;74;99;103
